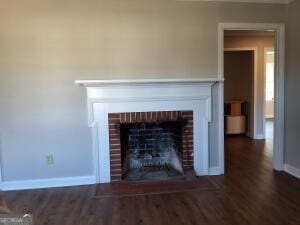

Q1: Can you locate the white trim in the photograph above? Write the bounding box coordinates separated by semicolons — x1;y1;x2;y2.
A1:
91;122;100;183
284;164;300;179
93;102;211;183
209;167;222;175
79;78;224;127
224;47;258;139
255;134;265;139
273;24;285;171
224;47;257;52
178;0;293;4
80;80;217;183
0;175;95;191
217;82;225;174
75;78;224;87
253;48;260;139
218;23;285;173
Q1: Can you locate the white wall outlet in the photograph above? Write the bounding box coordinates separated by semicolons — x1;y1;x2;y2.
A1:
46;154;54;165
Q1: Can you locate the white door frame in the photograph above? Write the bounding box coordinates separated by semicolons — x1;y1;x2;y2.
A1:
218;23;285;171
224;47;258;138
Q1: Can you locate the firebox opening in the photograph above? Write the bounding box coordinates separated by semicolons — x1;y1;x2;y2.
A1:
120;120;186;181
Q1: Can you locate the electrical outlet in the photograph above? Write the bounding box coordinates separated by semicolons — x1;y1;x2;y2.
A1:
46;154;54;165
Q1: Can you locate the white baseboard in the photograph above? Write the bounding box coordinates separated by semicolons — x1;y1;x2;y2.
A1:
254;134;265;140
0;175;96;191
209;167;223;175
246;132;265;140
284;164;300;179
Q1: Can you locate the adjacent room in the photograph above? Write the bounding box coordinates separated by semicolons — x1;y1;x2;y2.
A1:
0;0;299;225
224;30;275;166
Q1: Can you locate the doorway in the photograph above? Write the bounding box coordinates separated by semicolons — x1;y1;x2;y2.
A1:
264;49;275;156
223;30;275;161
218;23;285;172
223;48;256;138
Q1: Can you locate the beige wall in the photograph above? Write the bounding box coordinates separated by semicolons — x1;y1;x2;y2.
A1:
0;0;286;181
224;35;274;138
285;0;300;170
224;51;254;135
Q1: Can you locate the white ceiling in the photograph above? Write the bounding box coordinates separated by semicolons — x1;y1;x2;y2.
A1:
180;0;294;4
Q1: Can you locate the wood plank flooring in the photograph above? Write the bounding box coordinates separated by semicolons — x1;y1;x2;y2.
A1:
2;136;300;225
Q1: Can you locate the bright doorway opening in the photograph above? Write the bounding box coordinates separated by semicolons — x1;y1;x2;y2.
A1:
264;49;275;156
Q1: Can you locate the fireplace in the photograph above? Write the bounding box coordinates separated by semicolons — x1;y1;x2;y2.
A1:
76;78;218;183
121;121;183;181
108;111;193;182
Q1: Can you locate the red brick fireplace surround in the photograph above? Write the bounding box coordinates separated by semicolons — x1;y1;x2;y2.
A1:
108;111;194;182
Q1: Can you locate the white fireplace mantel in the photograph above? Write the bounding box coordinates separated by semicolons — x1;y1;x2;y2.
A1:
75;78;224;87
76;78;223;183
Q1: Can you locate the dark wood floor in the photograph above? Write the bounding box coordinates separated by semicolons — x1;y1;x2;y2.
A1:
3;136;300;225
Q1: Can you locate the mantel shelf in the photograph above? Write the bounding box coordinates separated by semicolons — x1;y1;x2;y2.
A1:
75;78;224;87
